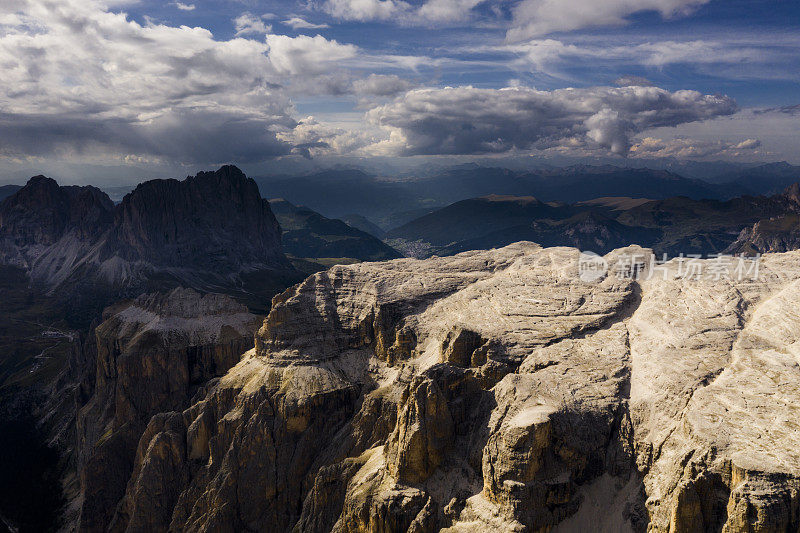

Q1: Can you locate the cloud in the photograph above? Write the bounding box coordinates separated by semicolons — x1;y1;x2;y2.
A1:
416;0;486;23
233;12;272;36
321;0;485;24
630;137;764;159
0;0;370;164
0;110;293;163
277;116;374;158
508;38;781;77
0;0;782;167
282;16;330;30
174;2;195;11
614;76;653;87
352;74;416;96
734;138;762;150
507;0;711;41
266;34;357;76
323;0;406;21
628;40;766;67
364;85;737;156
755;104;800;116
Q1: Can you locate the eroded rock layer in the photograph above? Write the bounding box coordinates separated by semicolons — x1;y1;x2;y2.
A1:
76;288;261;532
84;243;800;532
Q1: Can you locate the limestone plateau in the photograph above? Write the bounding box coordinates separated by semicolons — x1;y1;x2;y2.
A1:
76;242;800;532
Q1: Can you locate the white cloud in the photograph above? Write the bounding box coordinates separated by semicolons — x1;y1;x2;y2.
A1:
266;34;357;76
734;138;762;150
174;2;195;11
323;0;406;21
321;0;486;24
416;0;485;23
629;40;765;67
363;85;737;156
507;0;710;41
233;12;272;36
0;0;375;163
630;137;764;159
318;0;729;38
514;38;766;69
352;74;416;96
282;16;330;30
645;108;800;163
277;116;374;158
499;38;798;81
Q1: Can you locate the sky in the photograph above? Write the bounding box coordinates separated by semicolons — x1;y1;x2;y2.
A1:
0;0;798;182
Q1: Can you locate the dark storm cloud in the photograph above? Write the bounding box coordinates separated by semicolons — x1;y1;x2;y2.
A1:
365;85;738;156
0;110;293;163
0;0;357;164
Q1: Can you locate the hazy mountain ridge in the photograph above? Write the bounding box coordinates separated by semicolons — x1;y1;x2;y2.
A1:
269;198;402;267
0;184;22;202
386;195;574;248
719;162;800;195
437;210;662;256
255;169;428;226
253;163;788;230
388;183;800;258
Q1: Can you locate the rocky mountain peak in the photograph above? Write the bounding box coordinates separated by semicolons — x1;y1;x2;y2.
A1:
782;182;800;204
111;166;286;272
0;175;114;246
194;163;247;183
0;167;293;317
25;174;60;189
77;288;262;530
722;182;800;255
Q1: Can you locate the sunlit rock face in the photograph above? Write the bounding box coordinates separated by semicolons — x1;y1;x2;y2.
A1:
75;288;261;532
726;183;800;255
79;243;800;532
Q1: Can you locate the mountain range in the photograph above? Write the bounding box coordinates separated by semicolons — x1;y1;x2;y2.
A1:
0;166;300;321
0;185;21;202
387;184;800;258
269;198;401;270
253;162;800;229
4;163;800;532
